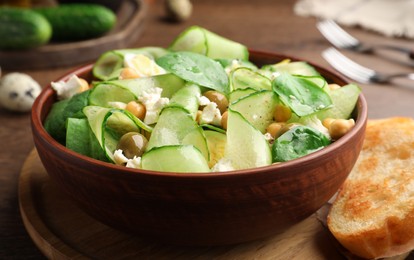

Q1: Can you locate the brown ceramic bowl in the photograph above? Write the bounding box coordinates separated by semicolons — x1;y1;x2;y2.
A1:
31;50;367;246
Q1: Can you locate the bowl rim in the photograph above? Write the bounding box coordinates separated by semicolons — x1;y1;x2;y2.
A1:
31;49;368;179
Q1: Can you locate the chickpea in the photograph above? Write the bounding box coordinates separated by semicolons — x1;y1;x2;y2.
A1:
221;111;228;130
78;78;90;92
266;122;285;138
328;84;341;91
203;90;228;114
126;101;146;121
326;119;355;140
322;118;335;129
273;104;292;122
117;132;148;159
120;68;140;79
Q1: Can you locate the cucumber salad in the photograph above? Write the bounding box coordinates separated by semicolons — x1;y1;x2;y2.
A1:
44;26;361;173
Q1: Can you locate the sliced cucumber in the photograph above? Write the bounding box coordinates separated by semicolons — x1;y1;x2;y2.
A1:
204;130;226;168
93;47;170;80
200;124;226;134
146;106;209;161
88;83;136;107
316;84;361;120
169;26;248;60
83;106;151;161
167;84;201;119
229;87;257;104
66;117;108;161
95;73;186;100
142;145;210;173
93;51;123;80
224;109;272;170
230;90;279;133
261;60;319;76
230;67;271;91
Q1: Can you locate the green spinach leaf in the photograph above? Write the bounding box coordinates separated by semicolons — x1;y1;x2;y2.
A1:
156;51;229;94
272;125;330;162
272;73;332;117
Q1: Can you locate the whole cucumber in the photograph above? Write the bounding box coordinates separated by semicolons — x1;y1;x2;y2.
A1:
0;7;52;50
34;4;116;41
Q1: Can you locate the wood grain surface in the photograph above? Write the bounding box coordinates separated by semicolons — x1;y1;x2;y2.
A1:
2;0;414;258
19;149;342;259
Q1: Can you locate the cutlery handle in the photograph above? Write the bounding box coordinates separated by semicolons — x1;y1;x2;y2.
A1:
378;45;414;60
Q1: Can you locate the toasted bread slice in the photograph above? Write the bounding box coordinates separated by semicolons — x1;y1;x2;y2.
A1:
327;117;414;259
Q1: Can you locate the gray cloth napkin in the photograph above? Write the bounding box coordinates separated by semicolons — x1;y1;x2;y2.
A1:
294;0;414;39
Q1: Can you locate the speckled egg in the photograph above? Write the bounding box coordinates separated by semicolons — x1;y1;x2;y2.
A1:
0;73;42;112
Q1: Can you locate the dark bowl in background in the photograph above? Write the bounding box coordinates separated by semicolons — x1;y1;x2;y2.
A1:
31;50;368;246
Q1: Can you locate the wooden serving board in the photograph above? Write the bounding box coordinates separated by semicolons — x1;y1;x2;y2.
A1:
0;0;147;70
18;149;343;259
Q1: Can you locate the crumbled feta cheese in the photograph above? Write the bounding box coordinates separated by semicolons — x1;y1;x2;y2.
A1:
197;95;211;106
211;158;235;172
126;156;142;169
271;71;281;79
124;53;166;78
264;132;274;142
317;104;326;110
51;74;85;100
224;59;242;74
107;101;127;109
138;87;169;125
114;149;129;165
113;149;142;169
199;101;222;126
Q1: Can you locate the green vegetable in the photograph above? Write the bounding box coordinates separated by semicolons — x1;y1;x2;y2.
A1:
93;47;169;80
83;106;149;161
230;90;279;133
169;25;249;60
142;145;210;173
146;106;209;161
230;67;272;91
66;118;108;161
34;4;116;41
0;7;52;50
167;84;201;119
224;109;272;170
156;51;229;94
272;125;331;162
316;84;361;120
261;60;320;77
94;73;186;101
273;73;332;117
44;90;90;144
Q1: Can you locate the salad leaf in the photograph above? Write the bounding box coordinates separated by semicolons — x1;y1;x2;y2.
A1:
44;99;70;144
156;51;229;94
272;73;332;117
44;90;90;144
66;118;108;162
272;125;331;162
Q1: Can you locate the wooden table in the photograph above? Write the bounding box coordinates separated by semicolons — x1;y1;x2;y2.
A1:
1;0;414;258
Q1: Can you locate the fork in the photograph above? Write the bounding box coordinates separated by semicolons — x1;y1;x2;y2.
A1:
322;47;414;84
317;20;414;60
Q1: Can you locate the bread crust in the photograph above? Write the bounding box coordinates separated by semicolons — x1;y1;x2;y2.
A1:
327;117;414;259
